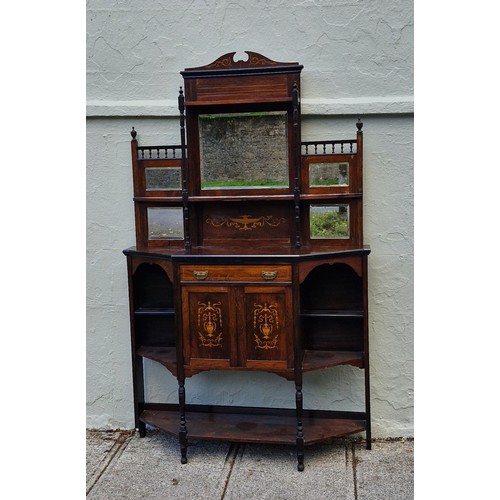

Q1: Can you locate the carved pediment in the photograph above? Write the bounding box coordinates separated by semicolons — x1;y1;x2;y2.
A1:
184;51;300;71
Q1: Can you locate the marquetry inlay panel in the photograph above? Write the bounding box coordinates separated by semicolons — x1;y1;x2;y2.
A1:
206;215;287;231
253;302;280;350
197;301;223;347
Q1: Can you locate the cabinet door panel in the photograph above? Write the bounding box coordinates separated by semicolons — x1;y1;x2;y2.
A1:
182;286;235;368
241;286;292;369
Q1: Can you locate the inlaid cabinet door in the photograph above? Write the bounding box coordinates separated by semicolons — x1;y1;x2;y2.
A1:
181;286;236;369
239;286;292;369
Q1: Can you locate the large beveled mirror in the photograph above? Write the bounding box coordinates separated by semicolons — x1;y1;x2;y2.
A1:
198;111;289;190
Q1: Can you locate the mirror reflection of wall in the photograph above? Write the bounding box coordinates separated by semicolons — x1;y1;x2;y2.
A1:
199;111;289;189
310;205;350;239
309;162;349;187
147;207;184;240
145;167;182;191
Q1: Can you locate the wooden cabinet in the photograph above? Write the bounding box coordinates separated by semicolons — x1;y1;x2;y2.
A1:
123;52;371;471
179;264;292;371
181;283;292;369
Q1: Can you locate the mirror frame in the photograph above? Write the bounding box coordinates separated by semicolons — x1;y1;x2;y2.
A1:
198;111;290;191
301;154;360;195
187;104;295;197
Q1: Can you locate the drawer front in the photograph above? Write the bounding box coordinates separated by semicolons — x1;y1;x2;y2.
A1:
180;265;292;283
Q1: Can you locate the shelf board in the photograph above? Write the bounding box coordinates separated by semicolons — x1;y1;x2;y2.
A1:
188;194;294;202
141;405;366;446
302;350;364;371
134;307;175;316
133;196;183;203
301;309;364;318
138;346;363;373
125;245;371;260
137;346;177;371
299;193;362;200
133;193;362;203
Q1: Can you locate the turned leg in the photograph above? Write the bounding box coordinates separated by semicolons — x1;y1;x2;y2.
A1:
178;378;188;464
295;383;305;471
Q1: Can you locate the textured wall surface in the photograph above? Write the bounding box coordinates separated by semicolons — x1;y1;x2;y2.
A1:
87;0;413;437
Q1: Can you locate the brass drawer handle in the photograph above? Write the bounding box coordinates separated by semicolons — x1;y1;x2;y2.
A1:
262;271;277;281
193;270;208;280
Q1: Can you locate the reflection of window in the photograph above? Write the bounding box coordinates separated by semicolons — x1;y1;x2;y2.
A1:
309;162;349;187
199;112;289;189
147;207;184;240
310;205;350;239
145;167;182;191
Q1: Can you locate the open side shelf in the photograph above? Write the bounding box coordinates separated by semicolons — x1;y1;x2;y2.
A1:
141;404;366;446
302;350;364;371
134;307;175;316
301;309;364;318
137;346;177;375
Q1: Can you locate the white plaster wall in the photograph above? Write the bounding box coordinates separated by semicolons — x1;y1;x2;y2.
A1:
86;0;413;437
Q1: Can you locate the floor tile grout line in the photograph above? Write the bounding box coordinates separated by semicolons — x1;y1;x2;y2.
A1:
351;441;359;500
86;432;132;496
220;442;242;500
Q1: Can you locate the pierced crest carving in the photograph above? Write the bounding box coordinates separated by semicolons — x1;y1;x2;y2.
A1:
185;51;299;71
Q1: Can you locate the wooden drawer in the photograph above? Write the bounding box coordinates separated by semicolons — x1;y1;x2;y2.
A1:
179;265;292;283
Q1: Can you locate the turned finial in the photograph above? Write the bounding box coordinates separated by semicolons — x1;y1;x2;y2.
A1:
356;118;363;132
292;81;299;106
178;86;185;111
130;126;137;140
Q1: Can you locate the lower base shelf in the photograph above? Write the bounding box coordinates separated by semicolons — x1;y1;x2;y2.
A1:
140;404;366;446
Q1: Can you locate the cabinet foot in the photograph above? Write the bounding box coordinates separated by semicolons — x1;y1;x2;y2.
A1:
365;423;372;450
138;422;146;438
180;432;188;464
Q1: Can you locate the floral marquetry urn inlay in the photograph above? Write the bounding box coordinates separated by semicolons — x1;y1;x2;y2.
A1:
197;301;223;347
253;302;280;350
206;215;286;231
